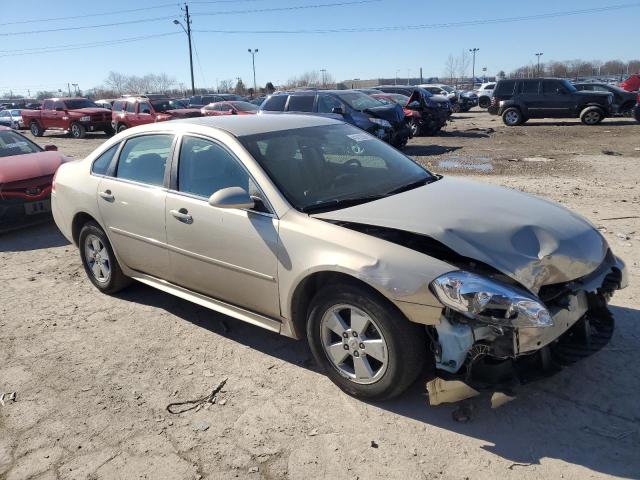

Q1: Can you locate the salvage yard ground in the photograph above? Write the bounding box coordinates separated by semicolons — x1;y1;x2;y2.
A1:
1;111;639;480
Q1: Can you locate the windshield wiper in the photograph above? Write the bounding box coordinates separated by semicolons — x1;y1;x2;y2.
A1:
383;176;439;196
302;194;386;214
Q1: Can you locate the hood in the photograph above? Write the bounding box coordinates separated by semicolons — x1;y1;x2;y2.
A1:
364;104;405;124
0;151;66;184
313;177;608;293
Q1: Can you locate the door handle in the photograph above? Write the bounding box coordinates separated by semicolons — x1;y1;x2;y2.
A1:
98;190;114;201
170;208;193;224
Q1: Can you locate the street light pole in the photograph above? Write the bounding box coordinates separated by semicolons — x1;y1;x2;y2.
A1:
395;69;400;85
248;49;258;94
320;69;326;87
469;48;479;86
535;53;544;76
173;3;195;96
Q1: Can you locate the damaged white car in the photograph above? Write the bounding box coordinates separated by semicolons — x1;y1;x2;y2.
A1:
51;115;628;401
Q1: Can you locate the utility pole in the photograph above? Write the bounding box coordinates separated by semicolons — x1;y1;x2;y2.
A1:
535;53;544;76
407;69;410;85
67;83;71;96
469;48;479;86
419;67;423;84
320;69;327;87
248;49;258;94
174;3;195;96
395;69;400;86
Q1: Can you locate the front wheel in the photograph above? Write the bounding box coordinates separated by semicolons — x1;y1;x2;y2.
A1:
409;119;421;137
580;107;604;125
306;283;426;401
70;122;86;139
79;222;132;294
479;97;491;108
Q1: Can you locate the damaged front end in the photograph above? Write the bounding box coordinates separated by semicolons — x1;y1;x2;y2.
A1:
426;250;627;405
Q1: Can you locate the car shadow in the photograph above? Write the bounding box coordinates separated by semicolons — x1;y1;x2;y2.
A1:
115;281;640;477
403;145;462;156
439;129;493;139
0;220;70;252
523;120;638;127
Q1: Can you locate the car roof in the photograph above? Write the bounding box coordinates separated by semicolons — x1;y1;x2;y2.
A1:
171;114;342;136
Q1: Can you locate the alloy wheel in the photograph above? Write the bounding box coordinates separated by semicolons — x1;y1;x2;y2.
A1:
320;304;388;384
505;111;520;125
84;234;111;284
584;111;601;125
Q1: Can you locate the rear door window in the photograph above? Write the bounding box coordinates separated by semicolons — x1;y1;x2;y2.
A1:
261;95;287;111
494;81;516;96
542;80;567;94
317;95;343;113
520;80;540;94
116;134;174;186
126;102;136;113
92;144;119;175
286;95;315;112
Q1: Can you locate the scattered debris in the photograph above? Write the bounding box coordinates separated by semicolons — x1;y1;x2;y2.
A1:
491;391;517;409
192;420;210;432
602;150;623;156
426;378;479;406
522;157;554;162
203;370;216;378
451;402;475;423
248;466;259;474
0;392;16;406
508;462;533;470
370;440;379;448
166;378;228;414
308;428;318;437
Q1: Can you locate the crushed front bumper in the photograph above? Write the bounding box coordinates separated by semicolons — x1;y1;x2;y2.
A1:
427;253;627;402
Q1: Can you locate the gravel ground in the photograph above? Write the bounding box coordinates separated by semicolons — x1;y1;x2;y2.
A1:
1;112;639;480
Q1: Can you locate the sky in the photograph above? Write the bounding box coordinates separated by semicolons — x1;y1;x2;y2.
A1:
2;0;640;96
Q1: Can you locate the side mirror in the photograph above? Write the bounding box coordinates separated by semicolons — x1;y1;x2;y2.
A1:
331;107;344;115
229;109;237;115
208;186;254;210
43;144;58;151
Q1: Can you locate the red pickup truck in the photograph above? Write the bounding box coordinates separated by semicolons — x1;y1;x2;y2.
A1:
111;97;202;133
21;98;113;139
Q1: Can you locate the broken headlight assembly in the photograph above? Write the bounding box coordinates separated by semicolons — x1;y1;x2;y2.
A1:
431;271;553;328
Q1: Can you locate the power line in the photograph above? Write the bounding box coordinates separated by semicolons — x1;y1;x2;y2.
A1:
195;2;640;34
0;32;181;57
192;0;380;16
0;15;176;36
0;4;178;26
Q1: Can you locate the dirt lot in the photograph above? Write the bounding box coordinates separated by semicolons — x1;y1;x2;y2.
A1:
1;112;639;480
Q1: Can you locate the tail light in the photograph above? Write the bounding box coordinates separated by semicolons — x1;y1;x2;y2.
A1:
491;97;497;106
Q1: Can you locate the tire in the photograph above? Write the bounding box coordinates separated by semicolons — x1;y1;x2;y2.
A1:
104;124;115;136
30;121;44;137
409;119;421;137
78;221;132;294
479;97;491;108
580;107;604;125
117;123;127;133
502;107;523;126
306;282;427;401
70;122;86;139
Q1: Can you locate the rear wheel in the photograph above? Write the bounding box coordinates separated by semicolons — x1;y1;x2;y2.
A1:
306;283;427;401
117;123;127;133
502;107;523;126
409;119;421;137
479;97;491;108
580;107;604;125
70;122;86;139
79;222;131;294
30;121;44;137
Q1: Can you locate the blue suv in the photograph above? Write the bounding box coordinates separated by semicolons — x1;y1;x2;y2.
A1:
259;90;411;149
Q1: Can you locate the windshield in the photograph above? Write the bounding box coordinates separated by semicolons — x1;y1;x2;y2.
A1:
151;100;185;112
230;101;259;112
440;85;454;93
561;80;577;93
336;92;384;111
239;123;434;212
10;110;21;116
0;130;42;157
64;99;98;109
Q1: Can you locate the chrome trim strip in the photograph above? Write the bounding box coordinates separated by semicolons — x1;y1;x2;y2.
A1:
130;272;282;333
108;226;275;282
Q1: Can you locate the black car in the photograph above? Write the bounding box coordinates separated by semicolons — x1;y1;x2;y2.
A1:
375;85;451;135
574;82;638;116
188;94;245;108
488;78;613;126
260;90;411;148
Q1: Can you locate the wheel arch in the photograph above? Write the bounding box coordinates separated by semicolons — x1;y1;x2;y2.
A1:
288;270;402;340
71;211;102;246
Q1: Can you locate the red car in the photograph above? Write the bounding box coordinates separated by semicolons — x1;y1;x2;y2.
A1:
621;74;640;92
21;98;113;139
112;97;202;133
201;101;259;116
370;93;422;136
0;126;68;231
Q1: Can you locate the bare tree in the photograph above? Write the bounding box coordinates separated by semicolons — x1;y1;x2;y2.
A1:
457;50;470;83
218;79;234;93
444;54;458;85
104;71;128;95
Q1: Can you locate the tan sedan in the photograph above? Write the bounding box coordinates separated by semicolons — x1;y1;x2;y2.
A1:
52;115;627;401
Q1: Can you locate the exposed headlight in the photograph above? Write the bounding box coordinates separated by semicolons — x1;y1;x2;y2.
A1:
431;271;553;328
80;116;91;122
370;118;391;128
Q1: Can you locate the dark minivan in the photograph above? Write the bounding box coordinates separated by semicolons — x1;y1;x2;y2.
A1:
489;78;613;126
260;90;411;148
